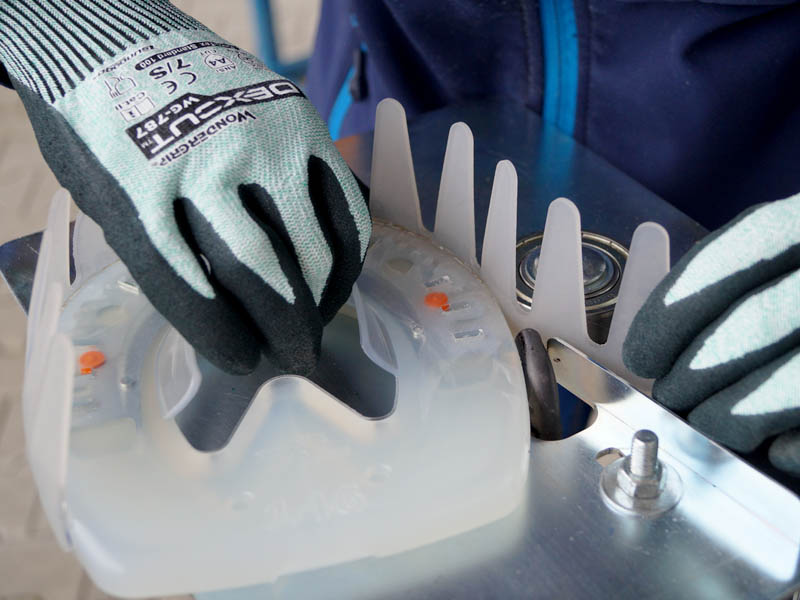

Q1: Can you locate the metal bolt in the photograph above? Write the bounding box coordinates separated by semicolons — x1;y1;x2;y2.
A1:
600;429;682;516
629;429;659;478
615;430;664;500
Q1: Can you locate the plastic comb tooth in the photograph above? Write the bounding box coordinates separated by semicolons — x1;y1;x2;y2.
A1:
370;99;424;234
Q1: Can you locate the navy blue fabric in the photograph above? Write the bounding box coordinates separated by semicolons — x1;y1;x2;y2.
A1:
307;0;800;230
307;1;544;140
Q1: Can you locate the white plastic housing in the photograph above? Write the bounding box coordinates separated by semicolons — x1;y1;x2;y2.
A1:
22;190;74;551
24;191;528;596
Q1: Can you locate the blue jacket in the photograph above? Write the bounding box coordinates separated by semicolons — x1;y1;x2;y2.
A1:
306;0;800;230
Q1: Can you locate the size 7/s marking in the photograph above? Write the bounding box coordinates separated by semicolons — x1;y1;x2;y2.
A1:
149;57;198;95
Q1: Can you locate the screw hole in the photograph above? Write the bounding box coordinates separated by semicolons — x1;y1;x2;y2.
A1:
553;357;561;363
595;447;624;467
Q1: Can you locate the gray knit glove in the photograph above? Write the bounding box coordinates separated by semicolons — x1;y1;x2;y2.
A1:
624;195;800;475
0;0;371;375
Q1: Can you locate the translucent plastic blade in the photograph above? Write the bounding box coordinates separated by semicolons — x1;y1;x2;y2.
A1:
156;328;202;420
23;285;63;436
22;189;76;550
351;284;398;374
529;198;588;344
434;122;477;268
480;160;519;322
73;211;117;290
26;331;74;550
370;99;424;234
26;189;70;366
24;191;71;428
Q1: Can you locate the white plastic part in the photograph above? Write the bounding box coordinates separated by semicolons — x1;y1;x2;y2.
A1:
56;221;527;597
370;99;425;234
480;160;522;318
72;211;116;290
23;179;527;595
25;190;70;365
155;328;202;420
528;198;589;343
370;100;670;389
434;122;478;268
22;190;75;550
351;284;398;374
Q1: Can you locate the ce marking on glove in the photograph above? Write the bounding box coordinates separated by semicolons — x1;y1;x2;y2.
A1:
148;58;198;96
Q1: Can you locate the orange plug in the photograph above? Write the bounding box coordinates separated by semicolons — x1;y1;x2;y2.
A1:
424;292;450;311
79;350;106;375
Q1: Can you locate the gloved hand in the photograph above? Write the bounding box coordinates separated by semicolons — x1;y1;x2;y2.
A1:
0;0;370;375
623;194;800;475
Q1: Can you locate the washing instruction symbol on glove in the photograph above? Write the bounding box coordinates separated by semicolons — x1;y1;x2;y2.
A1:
105;75;137;99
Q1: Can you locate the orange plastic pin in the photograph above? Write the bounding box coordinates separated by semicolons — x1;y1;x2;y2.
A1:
79;350;106;374
424;292;450;311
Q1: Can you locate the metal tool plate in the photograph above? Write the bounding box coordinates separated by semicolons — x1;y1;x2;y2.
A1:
191;341;799;600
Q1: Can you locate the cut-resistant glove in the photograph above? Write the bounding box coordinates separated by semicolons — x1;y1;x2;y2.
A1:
0;0;371;375
623;194;800;475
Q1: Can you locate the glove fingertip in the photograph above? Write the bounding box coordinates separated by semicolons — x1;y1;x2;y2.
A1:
307;155;367;324
768;430;800;477
622;309;672;379
652;375;698;412
209;345;261;376
266;329;322;377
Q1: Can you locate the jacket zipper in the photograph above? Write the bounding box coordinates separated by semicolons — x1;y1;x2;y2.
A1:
539;0;579;136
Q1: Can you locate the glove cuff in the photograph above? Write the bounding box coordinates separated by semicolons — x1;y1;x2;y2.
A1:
0;0;205;103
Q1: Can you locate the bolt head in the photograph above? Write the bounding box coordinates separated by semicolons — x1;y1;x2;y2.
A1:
616;455;665;499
